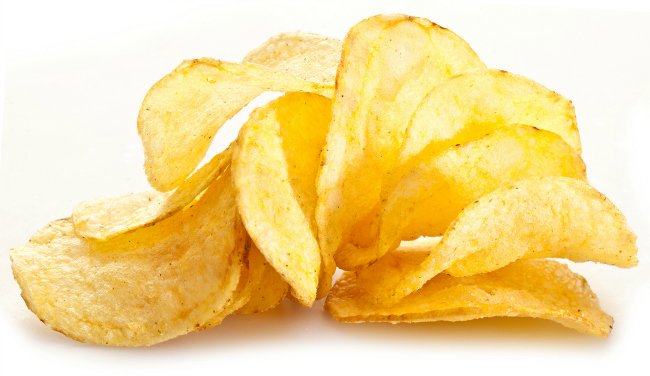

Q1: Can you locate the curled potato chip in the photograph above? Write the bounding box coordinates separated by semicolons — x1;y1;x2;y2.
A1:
243;32;342;86
10;171;244;346
206;238;287;324
72;147;232;240
139;57;336;192
336;125;587;269
325;252;613;338
398;69;581;168
316;14;486;276
237;242;289;315
360;176;637;306
342;69;582;257
233;93;331;306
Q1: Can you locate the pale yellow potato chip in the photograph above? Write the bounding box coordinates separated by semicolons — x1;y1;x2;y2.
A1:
359;176;637;306
72;147;232;240
336;125;586;270
139;58;335;192
325;254;613;338
10;170;244;347
316;15;486;277
398;69;581;168
243;32;342;86
205;238;276;326
233;93;331;306
238;242;290;315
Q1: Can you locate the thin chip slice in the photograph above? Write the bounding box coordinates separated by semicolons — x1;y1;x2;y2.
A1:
10;170;243;347
326;253;613;338
336;125;586;269
210;239;289;321
343;69;582;256
398;69;580;169
72;147;232;240
238;242;290;315
139;58;335;192
316;14;485;281
360;176;637;306
204;238;272;326
243;32;342;86
233;93;331;306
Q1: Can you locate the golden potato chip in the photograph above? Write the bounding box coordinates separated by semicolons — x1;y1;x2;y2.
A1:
204;238;278;326
139;58;335;192
342;69;582;257
10;170;244;346
233;93;331;306
243;32;342;86
238;242;290;315
316;14;486;279
398;69;581;168
211;238;289;320
359;176;637;306
325;253;613;338
72;147;232;240
336;125;586;269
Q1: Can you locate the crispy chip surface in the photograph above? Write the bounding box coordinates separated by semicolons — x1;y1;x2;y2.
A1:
243;32;342;86
316;14;485;277
398;69;581;167
205;238;279;326
238;242;290;315
341;69;582;256
10;171;243;346
326;254;613;338
359;177;637;306
139;58;335;192
336;125;587;269
73;147;232;240
233;93;331;306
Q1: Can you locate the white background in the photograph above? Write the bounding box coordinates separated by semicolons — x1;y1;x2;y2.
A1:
1;1;649;375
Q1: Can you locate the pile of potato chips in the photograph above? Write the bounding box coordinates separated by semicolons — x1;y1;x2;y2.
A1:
10;14;637;346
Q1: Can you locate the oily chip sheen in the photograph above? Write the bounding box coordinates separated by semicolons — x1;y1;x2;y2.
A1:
359;176;637;306
233;93;331;306
10;171;243;346
325;252;613;338
335;125;586;270
316;15;486;276
73;147;232;241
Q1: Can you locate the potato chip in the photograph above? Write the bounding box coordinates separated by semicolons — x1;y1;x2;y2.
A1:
398;69;581;168
336;125;586;269
139;58;335;192
204;237;283;326
238;242;290;315
72;147;232;240
211;238;289;321
316;15;486;278
243;32;342;86
341;69;582;256
10;170;244;346
360;176;637;306
326;253;613;338
233;93;331;306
